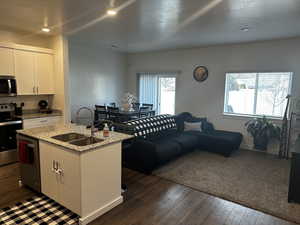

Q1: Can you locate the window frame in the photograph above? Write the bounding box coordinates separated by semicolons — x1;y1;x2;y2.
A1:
223;72;293;119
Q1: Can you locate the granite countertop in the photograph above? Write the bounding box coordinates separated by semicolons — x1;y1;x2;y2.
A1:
19;109;63;120
17;124;133;152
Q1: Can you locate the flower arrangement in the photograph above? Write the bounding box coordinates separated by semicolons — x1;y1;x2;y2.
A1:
121;92;137;111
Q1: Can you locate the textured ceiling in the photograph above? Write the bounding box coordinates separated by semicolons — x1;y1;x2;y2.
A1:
1;0;300;52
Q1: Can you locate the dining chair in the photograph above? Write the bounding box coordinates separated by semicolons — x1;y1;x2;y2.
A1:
109;102;117;107
132;102;140;111
107;106;120;122
142;103;153;110
139;106;151;118
95;105;107;121
142;103;155;116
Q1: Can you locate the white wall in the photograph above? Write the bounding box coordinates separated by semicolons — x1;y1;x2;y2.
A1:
68;42;127;122
51;35;70;123
126;38;300;152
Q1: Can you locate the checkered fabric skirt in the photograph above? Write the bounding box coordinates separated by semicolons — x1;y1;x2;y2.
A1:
0;195;79;225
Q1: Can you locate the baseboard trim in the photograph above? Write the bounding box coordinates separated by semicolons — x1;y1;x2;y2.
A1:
240;147;279;155
79;196;123;225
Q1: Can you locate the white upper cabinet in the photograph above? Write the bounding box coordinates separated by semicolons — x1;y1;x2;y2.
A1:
14;49;36;95
14;48;54;95
35;53;54;95
0;47;14;75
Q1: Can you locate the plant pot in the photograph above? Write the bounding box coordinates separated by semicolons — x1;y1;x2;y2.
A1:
254;135;269;150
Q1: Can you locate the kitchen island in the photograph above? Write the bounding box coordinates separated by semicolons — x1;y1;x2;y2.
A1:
17;124;132;225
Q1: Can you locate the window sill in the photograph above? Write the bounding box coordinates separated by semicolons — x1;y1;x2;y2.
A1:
222;113;283;122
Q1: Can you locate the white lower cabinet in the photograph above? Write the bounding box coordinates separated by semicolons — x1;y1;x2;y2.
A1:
23;116;62;129
39;141;122;224
39;141;81;215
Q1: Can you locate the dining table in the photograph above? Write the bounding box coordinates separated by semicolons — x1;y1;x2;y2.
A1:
113;109;156;122
94;108;156;122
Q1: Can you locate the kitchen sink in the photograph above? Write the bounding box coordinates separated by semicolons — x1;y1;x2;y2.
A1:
52;133;86;142
69;137;104;146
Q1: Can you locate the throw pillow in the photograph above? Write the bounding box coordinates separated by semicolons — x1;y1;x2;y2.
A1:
184;121;202;132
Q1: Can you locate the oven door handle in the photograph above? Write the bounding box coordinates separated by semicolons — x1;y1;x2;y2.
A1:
7;79;12;95
0;120;22;127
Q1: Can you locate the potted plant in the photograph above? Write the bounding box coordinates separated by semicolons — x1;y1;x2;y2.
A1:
245;116;281;150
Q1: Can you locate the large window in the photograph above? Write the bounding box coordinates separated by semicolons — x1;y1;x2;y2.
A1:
224;72;293;118
139;72;177;115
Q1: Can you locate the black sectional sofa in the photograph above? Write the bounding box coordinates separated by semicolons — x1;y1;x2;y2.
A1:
116;112;243;174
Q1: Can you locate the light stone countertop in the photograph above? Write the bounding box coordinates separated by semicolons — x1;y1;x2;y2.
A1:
17;124;133;152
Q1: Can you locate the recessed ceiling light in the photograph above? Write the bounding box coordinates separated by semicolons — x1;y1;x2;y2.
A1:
107;9;117;16
41;27;50;33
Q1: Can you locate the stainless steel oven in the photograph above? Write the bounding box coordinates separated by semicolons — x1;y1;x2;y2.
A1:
0;104;22;166
0;76;17;97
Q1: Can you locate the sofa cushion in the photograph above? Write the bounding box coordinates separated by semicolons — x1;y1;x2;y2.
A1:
185;130;243;156
127;114;177;137
184;121;202;132
174;112;208;132
210;130;243;144
146;129;178;141
169;132;200;154
152;138;182;164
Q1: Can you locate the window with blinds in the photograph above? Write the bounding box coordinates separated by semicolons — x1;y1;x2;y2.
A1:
138;72;177;115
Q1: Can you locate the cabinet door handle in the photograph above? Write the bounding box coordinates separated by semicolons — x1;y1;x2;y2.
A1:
56;168;63;175
37;87;39;94
52;160;63;175
33;87;35;93
52;160;56;173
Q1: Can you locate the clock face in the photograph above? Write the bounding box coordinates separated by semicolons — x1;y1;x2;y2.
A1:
193;66;208;82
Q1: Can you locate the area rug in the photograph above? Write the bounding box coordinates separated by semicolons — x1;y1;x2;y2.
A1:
154;149;300;224
0;195;78;225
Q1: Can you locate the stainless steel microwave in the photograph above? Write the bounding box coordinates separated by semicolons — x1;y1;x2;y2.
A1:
0;76;17;97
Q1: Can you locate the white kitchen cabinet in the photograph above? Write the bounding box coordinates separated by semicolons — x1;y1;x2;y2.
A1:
14;49;36;95
23;116;62;129
39;139;122;225
35;53;54;95
14;49;54;95
40;141;81;214
0;47;14;75
39;142;59;201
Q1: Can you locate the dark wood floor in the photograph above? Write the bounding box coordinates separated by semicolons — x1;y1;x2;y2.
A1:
0;163;35;209
0;164;297;225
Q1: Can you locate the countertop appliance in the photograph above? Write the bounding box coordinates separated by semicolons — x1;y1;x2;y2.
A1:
0;76;17;97
0;103;23;166
38;100;52;113
18;134;41;192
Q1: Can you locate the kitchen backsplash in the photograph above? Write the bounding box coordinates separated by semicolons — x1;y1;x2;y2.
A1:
0;95;53;109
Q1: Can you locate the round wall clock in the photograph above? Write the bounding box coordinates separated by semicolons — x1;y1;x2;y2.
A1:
193;66;209;82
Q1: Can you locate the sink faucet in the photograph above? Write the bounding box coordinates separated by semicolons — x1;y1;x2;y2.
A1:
76;107;96;137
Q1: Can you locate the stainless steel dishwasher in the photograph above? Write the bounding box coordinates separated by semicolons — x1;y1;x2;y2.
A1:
17;134;41;192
